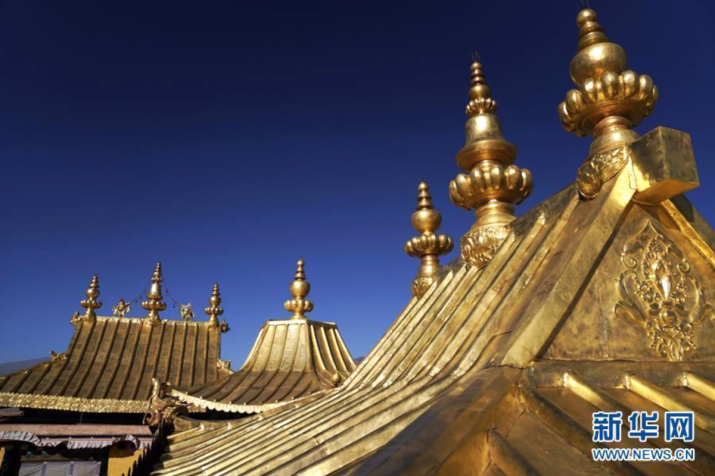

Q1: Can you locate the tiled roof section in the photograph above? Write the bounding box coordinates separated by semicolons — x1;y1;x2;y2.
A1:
172;319;356;413
151;169;715;475
0;317;229;413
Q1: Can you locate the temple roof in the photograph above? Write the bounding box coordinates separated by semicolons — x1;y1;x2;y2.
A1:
172;318;356;413
170;259;357;413
0;316;230;414
151;142;715;474
149;7;715;472
0;264;231;414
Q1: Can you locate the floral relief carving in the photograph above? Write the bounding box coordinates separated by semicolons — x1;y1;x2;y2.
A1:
615;220;714;361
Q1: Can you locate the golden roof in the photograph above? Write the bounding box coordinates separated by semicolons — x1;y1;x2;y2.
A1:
151;8;715;475
152;151;715;475
170;259;357;413
0;266;231;414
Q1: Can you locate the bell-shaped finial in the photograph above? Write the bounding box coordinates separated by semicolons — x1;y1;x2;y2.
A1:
559;8;658;199
449;59;533;269
405;182;453;297
142;262;167;325
284;258;314;319
205;283;225;328
80;275;102;322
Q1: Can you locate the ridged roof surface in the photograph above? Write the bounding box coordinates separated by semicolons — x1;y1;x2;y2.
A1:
151;166;715;475
0;317;229;413
171;319;356;413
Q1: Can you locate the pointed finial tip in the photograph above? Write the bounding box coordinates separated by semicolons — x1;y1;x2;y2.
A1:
152;262;163;282
576;8;597;28
467;60;492;106
418;181;429;192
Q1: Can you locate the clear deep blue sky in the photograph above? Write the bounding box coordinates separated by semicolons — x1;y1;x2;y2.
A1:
1;1;714;364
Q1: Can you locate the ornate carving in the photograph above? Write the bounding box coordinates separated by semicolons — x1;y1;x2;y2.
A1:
411;276;435;299
49;351;66;362
112;299;130;318
460;224;510;269
466;97;497;116
217;358;231;371
450;163;532;212
70;311;82;326
560;70;658;137
615;221;714;361
558;9;658;195
0;392;149;413
219;319;230;333
179;303;194;321
576;146;630;199
146;378;185;428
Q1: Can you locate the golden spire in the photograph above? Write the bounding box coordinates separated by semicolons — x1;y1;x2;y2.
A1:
142;262;167;326
79;275;102;322
404;182;453;297
559;8;658;199
449;60;533;269
205;283;225;327
284;259;314;319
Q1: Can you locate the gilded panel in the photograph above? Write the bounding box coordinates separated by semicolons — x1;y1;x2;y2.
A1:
543;203;715;362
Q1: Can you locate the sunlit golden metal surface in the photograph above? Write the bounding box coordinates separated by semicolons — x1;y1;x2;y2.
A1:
284;259;314;319
150;10;712;475
0;314;230;413
151;152;714;474
170;260;357;413
405;181;453;297
205;283;229;332
615;220;714;361
79;275;102;322
449;61;532;268
630;127;700;204
142;262;167;326
559;9;659;199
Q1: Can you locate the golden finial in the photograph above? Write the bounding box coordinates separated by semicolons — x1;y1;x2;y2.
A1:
142;262;167;326
449;60;533;269
284;259;314;319
205;283;225;328
112;298;130;318
79;275;102;322
559;8;658;199
404;182;453;297
465;61;497;116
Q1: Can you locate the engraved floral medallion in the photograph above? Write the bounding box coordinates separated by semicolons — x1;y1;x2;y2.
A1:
615;220;714;361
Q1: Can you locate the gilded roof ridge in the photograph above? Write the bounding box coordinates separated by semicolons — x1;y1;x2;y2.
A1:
92;315;221;326
0;390;149;413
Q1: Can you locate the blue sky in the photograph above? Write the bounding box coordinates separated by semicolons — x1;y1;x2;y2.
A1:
1;0;714;364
